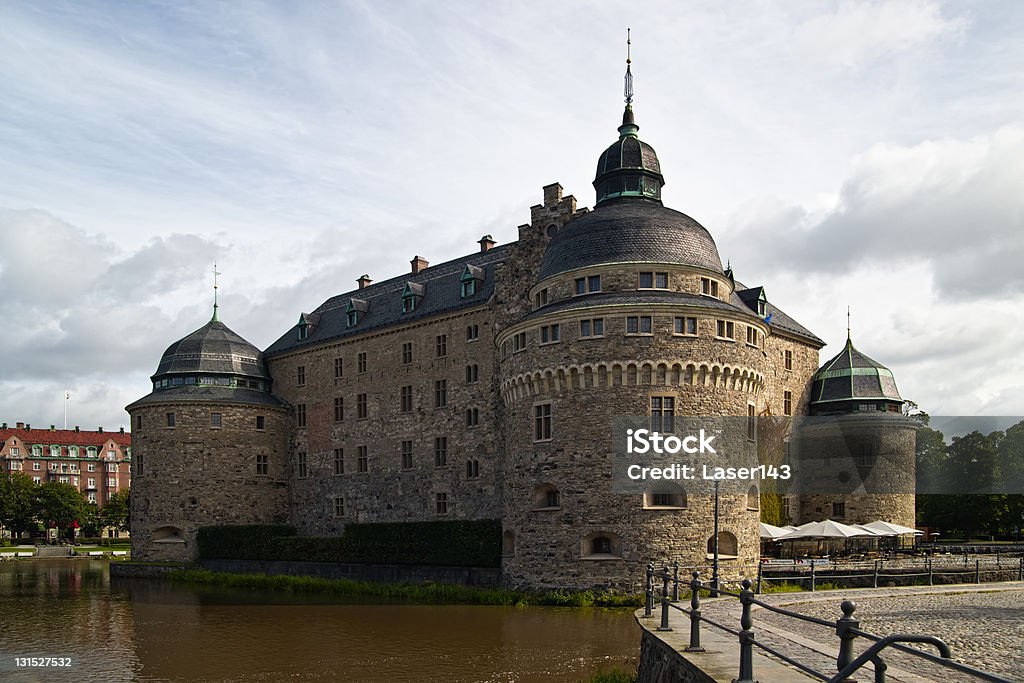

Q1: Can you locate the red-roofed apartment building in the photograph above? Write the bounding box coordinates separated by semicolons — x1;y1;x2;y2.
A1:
1;422;131;507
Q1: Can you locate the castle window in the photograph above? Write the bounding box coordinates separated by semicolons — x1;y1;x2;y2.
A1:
502;531;515;556
535;288;548;308
674;316;697;336
347;310;358;327
357;352;367;374
638;271;669;289
436;334;447;358
334;397;344;422
297;404;307;427
758;300;767;317
333;448;344;475
255;454;268;476
707;531;738;558
296;452;307;478
832;502;845;518
136;454;144;476
701;278;719;298
574;275;601;295
460;280;476;298
334;497;345;517
747;485;759;510
644;484;686;509
782;496;791;520
357;394;368;419
298;324;309;340
580;318;604;337
434;437;448;467
210;412;222;428
435;492;449;514
716;320;736;340
855;442;876;467
466;324;479;341
650;396;675;432
746;327;759;347
747;404;756;441
135;415;143;430
784;349;793;371
540;324;560;344
531;483;561;510
434;380;447;407
357;445;368;473
401;342;413;365
401;440;413;469
297;365;306;386
582;532;622;559
466;459;480;478
334;357;344;378
626;315;653;335
513;332;526;353
466;407;479;427
465;364;479;383
166;413;176;428
49;445;61;457
534;403;552;442
784;391;793;416
256;415;265;430
400;386;413;413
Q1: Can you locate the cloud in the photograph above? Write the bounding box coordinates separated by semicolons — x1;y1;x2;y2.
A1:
794;0;968;68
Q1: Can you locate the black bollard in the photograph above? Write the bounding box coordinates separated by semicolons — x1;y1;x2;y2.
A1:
645;561;654;617
657;567;673;632
835;600;858;680
672;560;680;602
736;579;756;683
684;571;704;652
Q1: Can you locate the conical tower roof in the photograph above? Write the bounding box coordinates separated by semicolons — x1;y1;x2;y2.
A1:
810;337;903;414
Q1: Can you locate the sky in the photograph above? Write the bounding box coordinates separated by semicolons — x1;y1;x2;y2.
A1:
0;0;1022;430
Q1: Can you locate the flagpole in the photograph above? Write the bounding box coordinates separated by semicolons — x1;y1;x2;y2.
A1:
64;389;68;430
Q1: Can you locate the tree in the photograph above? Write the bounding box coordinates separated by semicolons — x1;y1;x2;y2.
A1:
0;472;39;538
34;482;89;542
100;489;130;533
757;415;791;525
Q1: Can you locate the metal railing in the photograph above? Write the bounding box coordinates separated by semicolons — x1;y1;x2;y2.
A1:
643;562;1016;683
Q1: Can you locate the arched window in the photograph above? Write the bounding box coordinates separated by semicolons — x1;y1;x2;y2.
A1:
643;484;687;509
531;483;561;510
152;526;186;544
581;531;622;559
502;530;515;556
746;485;760;511
707;531;738;558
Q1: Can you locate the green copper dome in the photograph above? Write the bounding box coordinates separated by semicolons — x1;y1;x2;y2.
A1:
593;105;665;206
810;337;903;415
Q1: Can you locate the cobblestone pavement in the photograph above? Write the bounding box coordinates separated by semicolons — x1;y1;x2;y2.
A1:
699;584;1024;682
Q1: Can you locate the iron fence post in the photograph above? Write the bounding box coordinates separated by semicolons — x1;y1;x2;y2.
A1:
756;561;763;595
672;560;680;602
1019;556;1023;582
975;558;980;584
928;557;933;586
835;600;859;681
684;571;704;652
657;567;673;631
873;559;879;588
810;562;816;592
644;561;654;617
736;579;756;683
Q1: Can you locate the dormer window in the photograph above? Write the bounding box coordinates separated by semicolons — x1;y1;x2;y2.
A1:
296;312;317;340
460;265;483;299
50;445;61;457
346;299;368;328
402;282;425;313
298;324;309;340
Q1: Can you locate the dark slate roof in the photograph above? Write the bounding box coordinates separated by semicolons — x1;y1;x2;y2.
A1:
810;338;902;405
264;245;511;358
539;198;724;279
595;133;662;179
126;386;284;411
154;319;270;381
522;290;747;322
733;284;823;346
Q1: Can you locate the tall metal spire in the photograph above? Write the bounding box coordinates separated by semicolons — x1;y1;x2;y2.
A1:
846;306;851;341
624;28;633;105
212;262;222;322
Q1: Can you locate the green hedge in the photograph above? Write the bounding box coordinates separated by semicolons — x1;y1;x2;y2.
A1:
197;520;501;567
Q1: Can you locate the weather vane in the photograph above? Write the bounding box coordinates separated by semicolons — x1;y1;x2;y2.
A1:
624;28;633;105
212;262;222;321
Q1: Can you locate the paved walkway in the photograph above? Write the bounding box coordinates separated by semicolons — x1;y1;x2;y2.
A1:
641;581;1024;682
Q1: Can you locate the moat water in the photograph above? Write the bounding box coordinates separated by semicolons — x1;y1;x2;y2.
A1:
0;560;639;682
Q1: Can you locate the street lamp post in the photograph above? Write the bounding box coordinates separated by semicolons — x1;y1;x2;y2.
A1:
711;480;720;597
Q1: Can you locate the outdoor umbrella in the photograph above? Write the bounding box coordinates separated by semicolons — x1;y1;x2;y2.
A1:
759;522;791;539
864;520;924;535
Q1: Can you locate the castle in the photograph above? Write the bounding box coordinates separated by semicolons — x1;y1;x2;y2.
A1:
126;75;916;591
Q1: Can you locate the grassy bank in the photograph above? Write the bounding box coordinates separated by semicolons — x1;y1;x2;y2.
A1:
168;568;642;608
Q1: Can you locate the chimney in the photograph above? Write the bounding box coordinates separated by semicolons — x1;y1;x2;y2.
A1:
1;423;7;429
16;422;24;429
75;426;80;432
410;256;429;274
25;424;30;430
357;274;372;289
98;427;103;433
119;427;125;434
478;235;496;253
50;425;55;431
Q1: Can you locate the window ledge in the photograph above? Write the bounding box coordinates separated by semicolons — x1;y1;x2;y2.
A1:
539;340;561;346
715;337;737;342
672;333;698;338
643;505;687;511
705;553;738;561
533;438;553;444
624;333;654;337
530;506;562;512
580;553;623;561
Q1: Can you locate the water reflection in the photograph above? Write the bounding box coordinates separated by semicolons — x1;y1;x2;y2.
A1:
0;561;638;682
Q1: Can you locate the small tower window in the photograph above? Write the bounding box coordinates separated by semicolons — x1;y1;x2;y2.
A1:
401;282;424;313
460;265;483;298
346;298;368;328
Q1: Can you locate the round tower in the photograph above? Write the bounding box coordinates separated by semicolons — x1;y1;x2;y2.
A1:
497;103;772;591
125;313;290;562
790;336;917;528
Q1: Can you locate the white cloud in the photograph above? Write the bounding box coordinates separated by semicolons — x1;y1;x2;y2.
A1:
794;0;968;68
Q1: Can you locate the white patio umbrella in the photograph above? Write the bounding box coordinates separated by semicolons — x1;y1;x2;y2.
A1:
759;522;791;539
777;519;869;540
850;524;892;537
864;520;924;536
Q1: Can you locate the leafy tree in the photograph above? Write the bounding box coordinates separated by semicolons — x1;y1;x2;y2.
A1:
100;489;130;533
34;482;89;542
756;415;791;525
0;472;39;538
